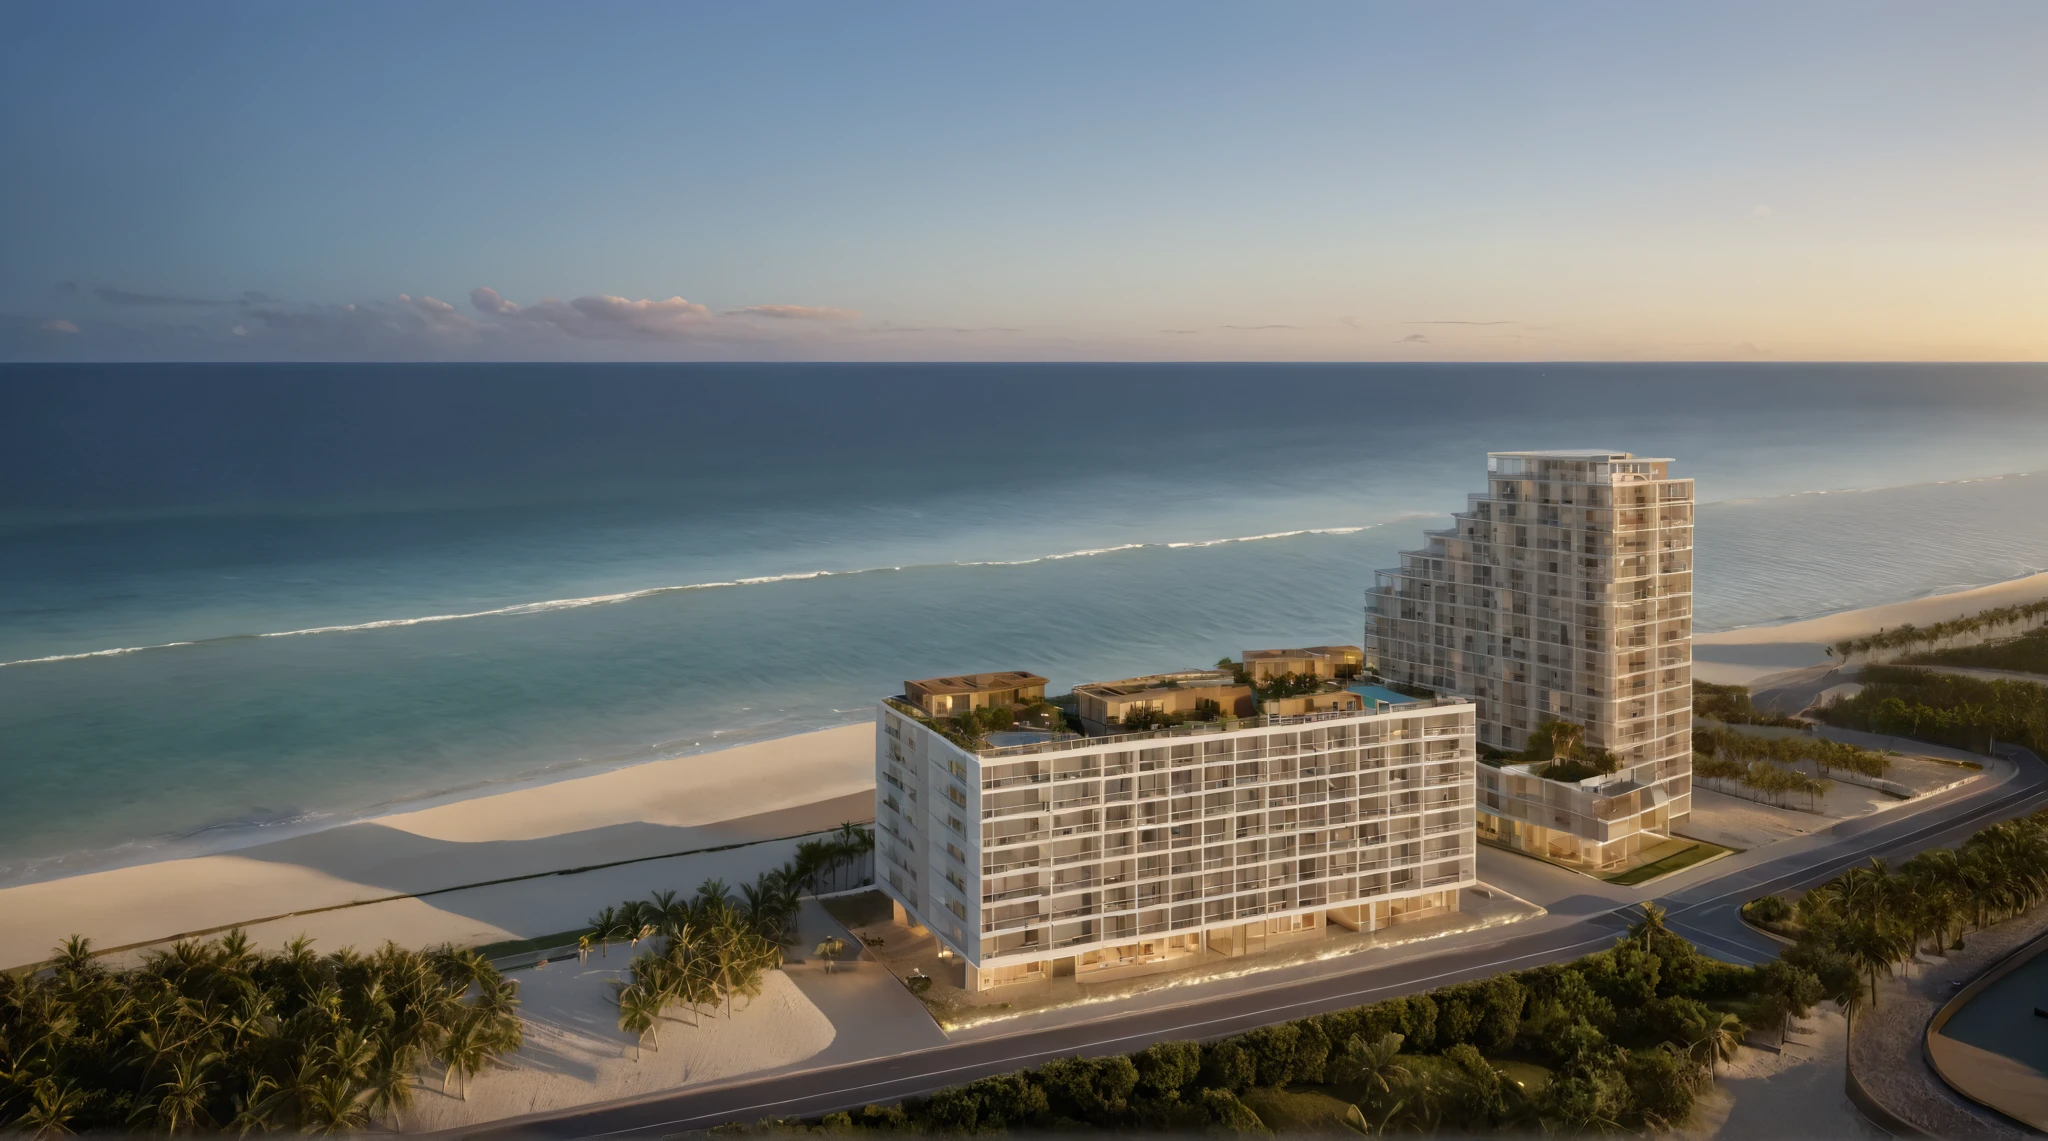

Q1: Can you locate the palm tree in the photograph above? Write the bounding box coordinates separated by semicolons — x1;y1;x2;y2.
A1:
588;905;622;956
618;900;653;946
53;934;97;977
1689;1011;1745;1079
1336;1031;1410;1100
1628;901;1669;953
615;984;663;1060
142;1049;222;1133
1841;918;1906;1011
437;1007;499;1100
694;877;732;913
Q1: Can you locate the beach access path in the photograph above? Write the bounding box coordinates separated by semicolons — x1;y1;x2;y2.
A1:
0;723;876;970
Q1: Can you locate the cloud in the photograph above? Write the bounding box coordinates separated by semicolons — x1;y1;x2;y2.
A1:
398;293;474;332
241;290;279;304
1340;317;1361;330
466;288;716;337
726;304;860;321
94;286;217;307
1398;333;1430;344
469;286;520;316
1161;329;1199;335
41;318;80;334
570;294;709;331
55;281;79;296
1413;320;1514;326
231;325;249;337
1753;204;1772;216
1223;324;1299;330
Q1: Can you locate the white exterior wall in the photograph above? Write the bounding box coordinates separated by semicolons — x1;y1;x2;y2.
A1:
1364;450;1693;869
875;700;1478;978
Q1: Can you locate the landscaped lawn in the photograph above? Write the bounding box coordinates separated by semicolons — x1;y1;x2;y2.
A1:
1605;839;1734;885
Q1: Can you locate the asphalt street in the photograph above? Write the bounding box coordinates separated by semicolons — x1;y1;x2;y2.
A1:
450;743;2047;1141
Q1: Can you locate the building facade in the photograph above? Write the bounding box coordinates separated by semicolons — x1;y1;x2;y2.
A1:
1364;451;1694;871
874;678;1478;991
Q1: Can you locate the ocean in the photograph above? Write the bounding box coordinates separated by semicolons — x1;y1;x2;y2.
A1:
4;363;2047;884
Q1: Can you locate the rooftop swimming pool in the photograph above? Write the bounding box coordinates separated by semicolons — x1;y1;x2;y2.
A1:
1348;684;1422;709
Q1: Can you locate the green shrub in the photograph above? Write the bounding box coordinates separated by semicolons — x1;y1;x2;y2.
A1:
1133;1039;1202;1102
1197;1088;1270;1135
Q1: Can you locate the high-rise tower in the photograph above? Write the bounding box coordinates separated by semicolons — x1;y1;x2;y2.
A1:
1365;451;1693;871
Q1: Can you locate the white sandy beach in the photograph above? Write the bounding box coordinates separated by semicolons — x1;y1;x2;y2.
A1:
395;965;836;1133
0;722;876;969
1693;571;2048;685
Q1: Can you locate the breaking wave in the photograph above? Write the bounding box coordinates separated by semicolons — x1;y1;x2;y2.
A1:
0;523;1399;669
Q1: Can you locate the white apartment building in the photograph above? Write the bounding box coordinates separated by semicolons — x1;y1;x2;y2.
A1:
874;671;1478;991
1365;451;1694;872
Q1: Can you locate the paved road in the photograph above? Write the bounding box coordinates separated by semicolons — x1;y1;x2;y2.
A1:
453;744;2048;1141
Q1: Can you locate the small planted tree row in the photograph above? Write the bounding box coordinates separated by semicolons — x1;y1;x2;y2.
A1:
1693;725;1891;780
1693;754;1832;811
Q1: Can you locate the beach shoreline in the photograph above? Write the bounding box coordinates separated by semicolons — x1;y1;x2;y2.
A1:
1694;571;2048;685
0;715;877;890
0;722;877;970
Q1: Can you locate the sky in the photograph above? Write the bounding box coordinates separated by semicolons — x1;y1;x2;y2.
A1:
3;2;2045;362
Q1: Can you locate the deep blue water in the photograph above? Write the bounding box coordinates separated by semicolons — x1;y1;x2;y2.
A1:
4;362;2048;882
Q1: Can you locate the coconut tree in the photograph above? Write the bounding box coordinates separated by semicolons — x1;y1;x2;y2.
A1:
436;1007;500;1100
1689;1011;1745;1079
1336;1032;1410;1100
615;985;662;1060
588;905;622;956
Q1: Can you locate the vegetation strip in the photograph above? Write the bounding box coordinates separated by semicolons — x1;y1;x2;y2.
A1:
1816;666;2048;757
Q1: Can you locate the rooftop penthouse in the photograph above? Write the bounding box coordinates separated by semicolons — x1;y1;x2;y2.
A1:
1073;669;1254;735
1242;645;1364;682
903;671;1048;717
